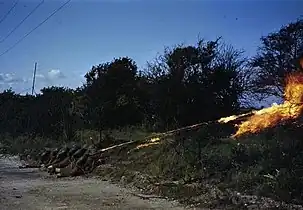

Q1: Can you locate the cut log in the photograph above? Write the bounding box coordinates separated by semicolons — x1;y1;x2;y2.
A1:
72;148;87;159
56;163;74;178
50;157;71;172
56;157;71;168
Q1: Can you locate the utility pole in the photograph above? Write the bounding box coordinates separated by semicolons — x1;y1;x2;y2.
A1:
31;62;37;95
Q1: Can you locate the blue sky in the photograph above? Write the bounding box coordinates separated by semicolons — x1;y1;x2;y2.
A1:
0;0;302;105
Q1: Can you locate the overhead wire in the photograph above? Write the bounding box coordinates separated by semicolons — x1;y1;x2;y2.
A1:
0;0;19;25
0;0;71;58
0;0;45;43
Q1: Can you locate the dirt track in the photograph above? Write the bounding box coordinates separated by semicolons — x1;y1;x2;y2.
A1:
0;156;195;210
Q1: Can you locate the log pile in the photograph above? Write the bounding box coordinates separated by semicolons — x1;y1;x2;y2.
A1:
19;136;144;178
39;144;100;178
18;143;101;178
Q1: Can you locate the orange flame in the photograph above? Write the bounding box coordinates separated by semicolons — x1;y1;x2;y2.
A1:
135;137;160;149
219;71;303;138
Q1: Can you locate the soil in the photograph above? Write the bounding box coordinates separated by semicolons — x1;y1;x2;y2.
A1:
0;156;200;210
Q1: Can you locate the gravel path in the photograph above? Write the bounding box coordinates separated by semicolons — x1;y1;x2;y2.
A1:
0;156;196;210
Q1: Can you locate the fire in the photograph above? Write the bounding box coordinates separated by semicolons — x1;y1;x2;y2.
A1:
135;137;160;149
218;112;255;123
219;71;303;138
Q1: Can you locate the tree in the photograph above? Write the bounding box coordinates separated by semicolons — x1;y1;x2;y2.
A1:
145;38;248;129
84;57;143;135
34;86;76;140
251;18;303;99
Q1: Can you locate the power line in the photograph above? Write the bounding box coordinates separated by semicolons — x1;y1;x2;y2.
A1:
0;0;45;44
0;0;71;58
0;0;19;25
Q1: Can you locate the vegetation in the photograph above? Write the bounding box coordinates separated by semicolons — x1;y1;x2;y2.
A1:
1;18;303;208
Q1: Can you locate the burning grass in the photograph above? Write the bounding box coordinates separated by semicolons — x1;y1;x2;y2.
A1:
219;71;303;138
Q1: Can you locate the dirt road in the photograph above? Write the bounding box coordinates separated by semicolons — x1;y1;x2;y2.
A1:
0;156;194;210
